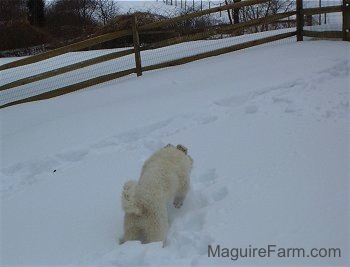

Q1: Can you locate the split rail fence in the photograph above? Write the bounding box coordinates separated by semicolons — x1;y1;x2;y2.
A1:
0;0;349;109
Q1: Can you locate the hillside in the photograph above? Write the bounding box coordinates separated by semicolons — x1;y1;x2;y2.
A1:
1;40;349;266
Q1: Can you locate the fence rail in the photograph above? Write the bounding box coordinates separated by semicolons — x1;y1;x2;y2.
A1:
0;0;348;109
0;29;132;71
301;5;343;16
303;30;344;38
0;68;136;109
147;11;297;50
143;31;296;72
0;49;134;91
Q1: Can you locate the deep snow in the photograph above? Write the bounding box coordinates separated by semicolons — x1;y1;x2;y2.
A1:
0;40;349;266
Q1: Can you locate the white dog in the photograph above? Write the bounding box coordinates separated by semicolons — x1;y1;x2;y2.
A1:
121;144;193;245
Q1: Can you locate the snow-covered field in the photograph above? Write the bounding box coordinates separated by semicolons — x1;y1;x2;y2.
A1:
1;40;349;266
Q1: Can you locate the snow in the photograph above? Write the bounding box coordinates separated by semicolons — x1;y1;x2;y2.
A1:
1;39;349;266
117;0;181;16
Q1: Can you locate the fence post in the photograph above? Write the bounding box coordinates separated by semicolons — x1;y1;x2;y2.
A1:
296;0;304;41
343;0;350;41
132;15;142;76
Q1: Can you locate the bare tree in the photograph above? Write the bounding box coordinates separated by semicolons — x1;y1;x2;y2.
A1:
224;0;241;25
240;0;294;32
0;0;27;23
95;0;119;25
75;0;98;29
45;0;98;40
224;0;233;24
27;0;46;27
233;0;241;25
223;0;294;32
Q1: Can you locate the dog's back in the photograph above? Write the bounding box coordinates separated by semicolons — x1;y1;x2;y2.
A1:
138;145;192;202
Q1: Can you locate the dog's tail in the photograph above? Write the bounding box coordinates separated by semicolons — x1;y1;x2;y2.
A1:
122;180;142;215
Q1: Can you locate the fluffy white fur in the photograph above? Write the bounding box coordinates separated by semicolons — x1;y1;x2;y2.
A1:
121;144;193;245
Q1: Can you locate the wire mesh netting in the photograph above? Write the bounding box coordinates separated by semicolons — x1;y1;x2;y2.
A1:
0;0;344;107
303;0;343;32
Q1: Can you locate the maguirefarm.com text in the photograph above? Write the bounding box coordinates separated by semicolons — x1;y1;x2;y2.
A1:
208;244;342;261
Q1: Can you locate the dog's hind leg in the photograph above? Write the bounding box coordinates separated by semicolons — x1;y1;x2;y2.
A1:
143;207;168;245
173;173;190;208
123;215;141;242
125;227;140;239
124;226;141;242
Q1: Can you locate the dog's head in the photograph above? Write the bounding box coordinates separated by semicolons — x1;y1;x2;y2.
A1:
176;144;188;155
164;143;188;155
164;143;193;168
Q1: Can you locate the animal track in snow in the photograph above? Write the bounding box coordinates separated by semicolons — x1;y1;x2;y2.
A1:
272;96;293;104
214;94;251;108
2;157;58;179
55;149;89;162
1;157;59;197
322;100;349;120
194;114;218;125
316;60;350;81
0;148;90;197
209;186;229;202
192;169;229;206
195;168;218;184
168;210;214;257
284;106;297;113
245;105;258;114
213;79;306;117
1;112;220;198
166;169;227;258
91;119;173;151
91;113;218;153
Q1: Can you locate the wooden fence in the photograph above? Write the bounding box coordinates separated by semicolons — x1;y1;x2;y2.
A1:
1;0;349;109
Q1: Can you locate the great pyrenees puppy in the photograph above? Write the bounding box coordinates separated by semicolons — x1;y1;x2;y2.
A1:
121;144;193;245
